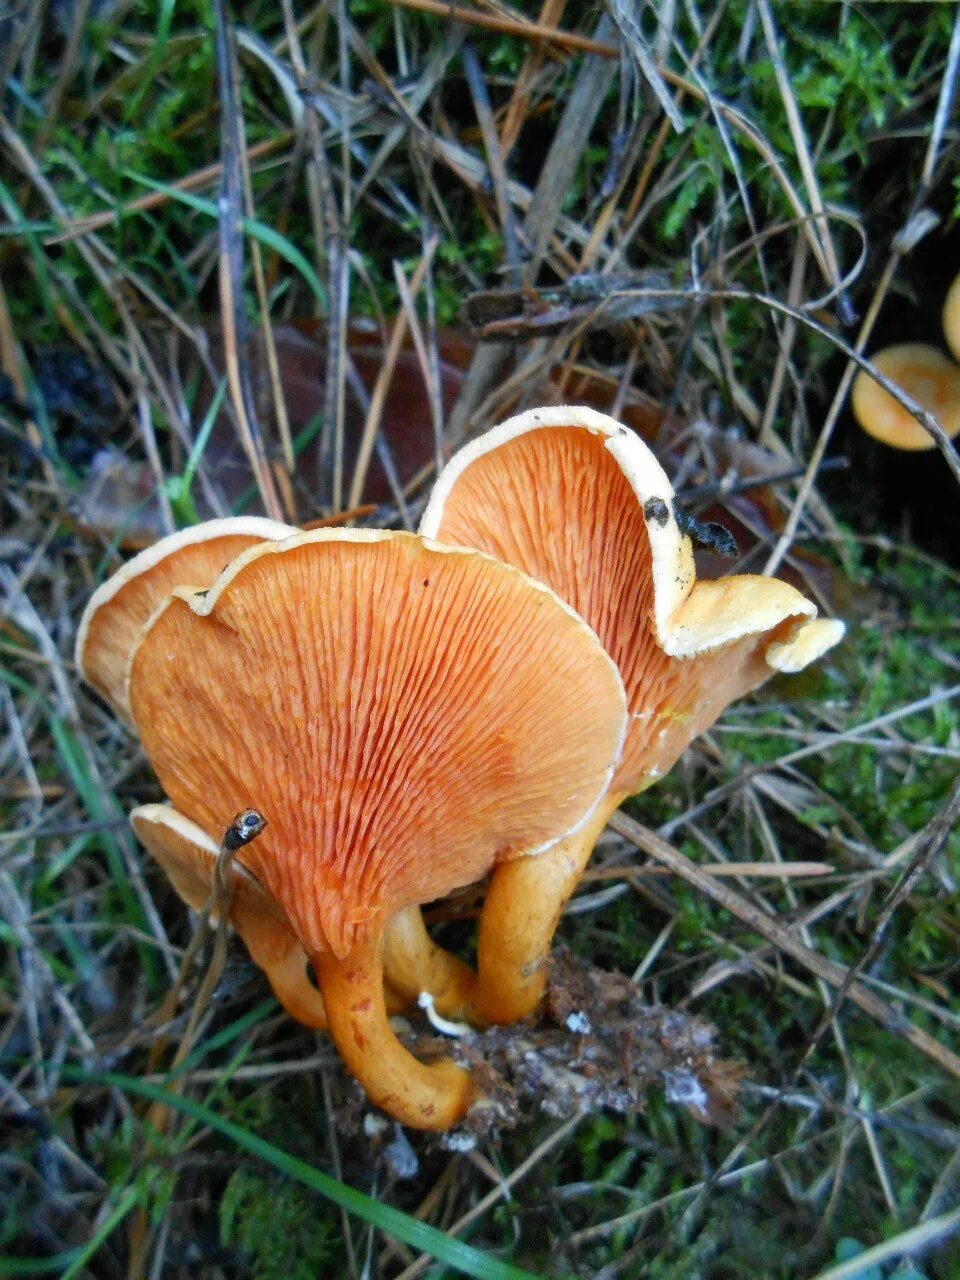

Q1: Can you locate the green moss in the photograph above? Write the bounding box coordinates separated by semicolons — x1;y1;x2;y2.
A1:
219;1169;337;1278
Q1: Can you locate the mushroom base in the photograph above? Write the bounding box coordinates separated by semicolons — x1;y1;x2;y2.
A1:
470;793;624;1026
311;935;475;1131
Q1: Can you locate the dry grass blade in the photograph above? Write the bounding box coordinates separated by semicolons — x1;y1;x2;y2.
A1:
392;1115;583;1280
608;811;960;1082
607;0;683;131
809;1206;960;1280
211;0;284;522
238;135;296;486
280;0;349;512
755;0;841;292
584;861;833;881
384;0;618;58
462;44;522;277
126;812;267;1276
348;246;436;509
799;777;960;1067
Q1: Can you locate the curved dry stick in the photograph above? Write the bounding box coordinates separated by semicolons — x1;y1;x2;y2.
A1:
312;935;474;1131
134;804;424;1025
132;805;333;1028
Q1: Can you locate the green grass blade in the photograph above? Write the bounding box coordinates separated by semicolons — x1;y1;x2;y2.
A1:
73;1068;541;1280
124;0;178;122
0;1188;140;1278
172;998;275;1076
0;1254;81;1276
59;1186;140;1280
120;170;327;306
183;374;227;491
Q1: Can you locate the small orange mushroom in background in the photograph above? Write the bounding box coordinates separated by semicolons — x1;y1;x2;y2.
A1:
122;529;627;1129
850;343;960;452
942;270;960;364
419;406;845;1026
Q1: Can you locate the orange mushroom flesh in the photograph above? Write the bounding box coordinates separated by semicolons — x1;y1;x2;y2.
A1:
76;515;464;1015
850;344;960;451
420;406;845;1025
131;804;424;1022
380;905;477;1014
126;530;627;1129
131;804;333;1028
75;517;295;720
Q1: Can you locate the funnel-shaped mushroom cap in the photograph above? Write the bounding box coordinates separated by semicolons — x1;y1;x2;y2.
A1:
76;517;295;719
851;345;960;452
130;804;328;1028
943;273;960;364
421;406;843;798
127;529;627;958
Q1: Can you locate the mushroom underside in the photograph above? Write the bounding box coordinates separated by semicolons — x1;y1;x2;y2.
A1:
126;529;627;1127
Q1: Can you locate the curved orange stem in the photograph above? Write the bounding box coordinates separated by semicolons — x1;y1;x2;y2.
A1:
257;936;406;1026
471;795;621;1025
383;905;477;1018
260;943;329;1029
312;934;475;1131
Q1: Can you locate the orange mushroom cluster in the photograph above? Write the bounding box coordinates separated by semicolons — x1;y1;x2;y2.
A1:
851;270;960;451
77;408;844;1131
77;518;627;1129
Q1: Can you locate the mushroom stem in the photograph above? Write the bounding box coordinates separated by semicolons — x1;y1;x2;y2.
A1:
262;945;329;1029
472;794;623;1025
311;935;475;1131
260;939;407;1026
383;905;477;1018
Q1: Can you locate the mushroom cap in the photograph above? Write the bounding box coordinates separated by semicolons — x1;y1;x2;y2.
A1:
850;344;960;452
766;617;846;674
943;273;960;364
130;803;326;1027
76;517;295;719
420;406;844;795
127;529;628;958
